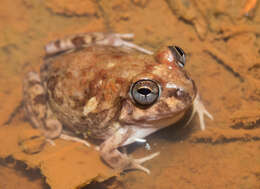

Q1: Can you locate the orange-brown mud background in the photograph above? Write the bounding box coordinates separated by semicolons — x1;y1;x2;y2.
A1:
1;0;260;188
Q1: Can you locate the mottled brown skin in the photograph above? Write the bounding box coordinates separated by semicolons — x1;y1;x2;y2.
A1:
23;33;199;173
42;46;196;140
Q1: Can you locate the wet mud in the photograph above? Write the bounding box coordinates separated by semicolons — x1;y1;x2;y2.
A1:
0;0;260;188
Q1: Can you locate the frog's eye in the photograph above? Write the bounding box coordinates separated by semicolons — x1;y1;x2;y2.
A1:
130;79;161;106
168;46;186;68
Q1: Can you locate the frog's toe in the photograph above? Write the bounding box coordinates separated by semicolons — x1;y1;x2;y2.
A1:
134;151;160;164
46;138;56;146
102;150;159;174
193;95;214;131
114;33;134;39
130;162;150;174
59;134;91;147
131;151;160;174
106;33;153;55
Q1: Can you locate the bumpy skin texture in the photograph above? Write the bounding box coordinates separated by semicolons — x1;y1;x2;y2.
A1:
42;46;196;139
23;33;199;173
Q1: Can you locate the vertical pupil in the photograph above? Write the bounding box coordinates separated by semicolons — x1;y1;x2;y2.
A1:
175;46;184;56
137;88;151;95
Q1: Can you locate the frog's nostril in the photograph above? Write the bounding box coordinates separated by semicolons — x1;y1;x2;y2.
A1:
137;88;151;95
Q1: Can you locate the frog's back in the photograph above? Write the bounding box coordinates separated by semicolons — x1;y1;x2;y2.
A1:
41;46;154;139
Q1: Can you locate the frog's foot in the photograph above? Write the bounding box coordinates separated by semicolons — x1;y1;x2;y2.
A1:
102;148;159;174
23;72;63;139
45;32;153;56
191;94;213;130
59;134;91;147
184;94;213;130
129;152;160;174
100;127;159;174
103;33;153;55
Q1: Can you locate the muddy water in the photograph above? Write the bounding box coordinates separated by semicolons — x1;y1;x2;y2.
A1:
1;0;260;188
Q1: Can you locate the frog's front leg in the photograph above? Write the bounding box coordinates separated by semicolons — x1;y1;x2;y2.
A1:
23;71;63;139
45;32;153;56
99;126;159;174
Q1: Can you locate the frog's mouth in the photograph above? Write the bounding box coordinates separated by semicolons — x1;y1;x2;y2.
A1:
119;98;193;128
126;110;187;127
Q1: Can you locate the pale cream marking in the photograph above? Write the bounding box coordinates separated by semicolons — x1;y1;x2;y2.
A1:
166;82;178;89
167;53;174;62
152;65;165;75
107;62;115;68
83;96;98;116
97;80;103;86
82;34;92;44
121;126;158;146
29;84;45;97
27;71;41;82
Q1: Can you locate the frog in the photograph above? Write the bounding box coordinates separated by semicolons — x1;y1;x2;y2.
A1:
23;32;213;174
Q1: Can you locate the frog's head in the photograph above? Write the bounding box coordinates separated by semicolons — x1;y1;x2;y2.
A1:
119;46;197;128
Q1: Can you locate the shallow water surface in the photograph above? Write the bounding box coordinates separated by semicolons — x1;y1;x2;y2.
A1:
1;0;260;188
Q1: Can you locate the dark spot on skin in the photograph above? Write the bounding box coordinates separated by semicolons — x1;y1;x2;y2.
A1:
119;16;129;21
70;95;86;109
47;76;58;91
54;95;64;105
80;68;89;77
54;40;61;48
84;88;91;100
115;77;124;85
99;69;108;80
33;94;47;105
123;100;133;115
71;36;85;48
40;63;49;73
48;89;63;106
46;76;64;105
168;88;192;103
145;64;154;70
52;67;60;74
88;80;98;97
167;89;178;98
81;115;87;120
87;110;109;126
28;80;42;88
32;109;39;117
91;35;97;43
156;101;171;113
109;156;120;164
65;72;73;79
